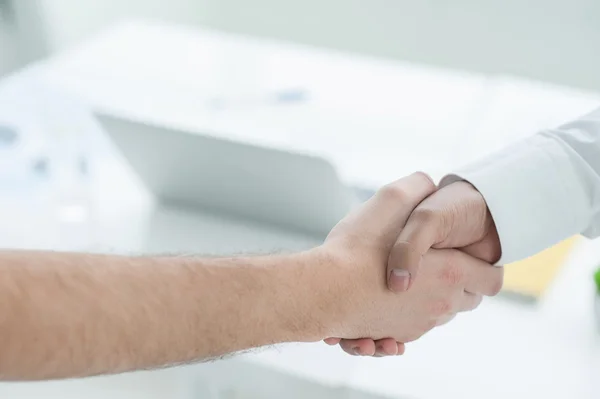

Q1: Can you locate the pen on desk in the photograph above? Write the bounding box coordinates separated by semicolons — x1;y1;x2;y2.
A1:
206;88;309;110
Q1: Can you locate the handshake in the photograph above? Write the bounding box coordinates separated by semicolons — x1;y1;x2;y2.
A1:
0;171;506;380
315;172;503;357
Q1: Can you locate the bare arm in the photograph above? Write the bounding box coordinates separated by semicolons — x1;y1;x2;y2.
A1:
0;173;503;380
0;250;331;380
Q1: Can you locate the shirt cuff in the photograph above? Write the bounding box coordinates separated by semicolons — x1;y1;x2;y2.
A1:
440;134;588;265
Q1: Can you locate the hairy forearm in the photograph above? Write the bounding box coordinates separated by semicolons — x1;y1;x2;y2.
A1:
0;250;333;380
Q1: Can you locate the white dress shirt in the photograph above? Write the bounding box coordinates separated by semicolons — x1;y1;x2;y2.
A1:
442;107;600;264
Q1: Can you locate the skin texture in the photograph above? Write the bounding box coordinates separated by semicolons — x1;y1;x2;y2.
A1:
0;174;502;380
325;181;503;356
0;250;333;380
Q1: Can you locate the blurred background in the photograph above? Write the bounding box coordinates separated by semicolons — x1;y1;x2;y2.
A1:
0;1;600;399
2;0;600;89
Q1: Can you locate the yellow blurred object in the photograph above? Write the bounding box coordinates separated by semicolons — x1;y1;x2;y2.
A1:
502;236;579;301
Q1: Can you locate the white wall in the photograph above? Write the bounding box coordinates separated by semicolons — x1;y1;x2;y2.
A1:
0;3;18;75
0;0;53;75
37;0;211;50
35;0;600;91
0;28;16;76
218;0;600;91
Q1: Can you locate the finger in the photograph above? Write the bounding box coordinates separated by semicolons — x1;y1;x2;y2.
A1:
374;338;400;356
429;182;492;248
388;181;492;292
351;172;436;242
460;291;483;312
387;202;445;292
324;338;341;346
451;250;504;297
396;342;406;356
461;224;502;264
340;338;376;356
338;338;372;354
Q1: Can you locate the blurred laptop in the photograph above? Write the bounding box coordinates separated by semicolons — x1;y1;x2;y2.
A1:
96;113;374;238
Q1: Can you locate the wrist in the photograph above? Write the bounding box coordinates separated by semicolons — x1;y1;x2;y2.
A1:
291;247;349;342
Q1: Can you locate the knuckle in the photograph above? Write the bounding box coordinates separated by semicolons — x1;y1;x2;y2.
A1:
430;299;453;317
412;171;436;189
379;183;411;204
378;172;435;207
440;259;464;287
411;206;439;225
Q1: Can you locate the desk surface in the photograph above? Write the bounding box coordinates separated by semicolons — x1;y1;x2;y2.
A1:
1;19;600;399
35;20;600;186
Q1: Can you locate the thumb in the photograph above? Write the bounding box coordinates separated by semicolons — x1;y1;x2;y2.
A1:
387;181;490;292
387;207;443;292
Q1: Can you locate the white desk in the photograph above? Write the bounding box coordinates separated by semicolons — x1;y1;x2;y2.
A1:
1;19;600;399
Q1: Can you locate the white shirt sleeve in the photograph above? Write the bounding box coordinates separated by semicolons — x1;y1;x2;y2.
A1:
440;107;600;264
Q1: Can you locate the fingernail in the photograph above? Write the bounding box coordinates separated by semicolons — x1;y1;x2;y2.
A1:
389;269;410;292
352;347;361;356
375;345;385;357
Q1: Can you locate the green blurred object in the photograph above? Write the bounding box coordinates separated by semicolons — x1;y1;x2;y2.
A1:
596;269;600;332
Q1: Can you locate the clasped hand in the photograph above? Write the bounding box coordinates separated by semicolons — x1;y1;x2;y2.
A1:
319;173;503;357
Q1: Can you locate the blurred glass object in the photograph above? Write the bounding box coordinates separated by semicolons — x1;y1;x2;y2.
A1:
0;124;18;143
30;78;95;251
0;81;55;249
0;75;96;250
0;95;47;191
